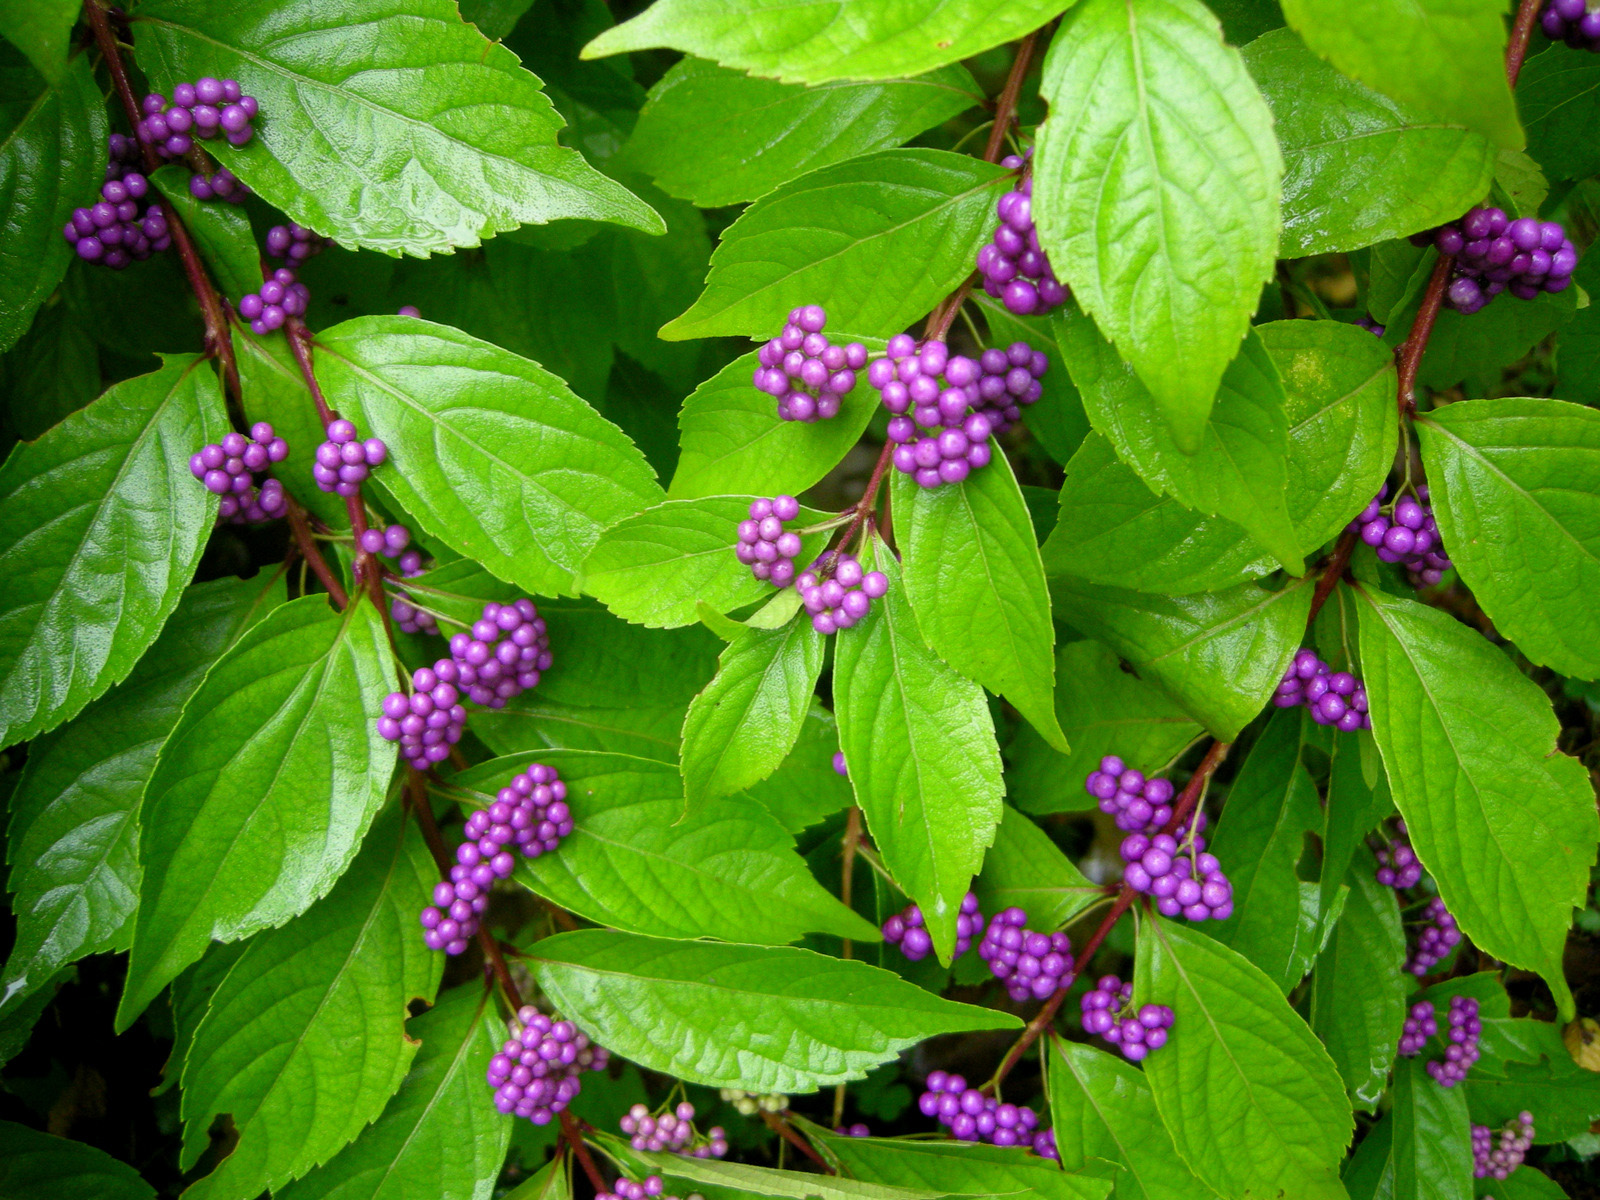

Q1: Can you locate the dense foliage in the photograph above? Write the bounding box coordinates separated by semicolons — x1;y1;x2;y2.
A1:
2;1;1600;1198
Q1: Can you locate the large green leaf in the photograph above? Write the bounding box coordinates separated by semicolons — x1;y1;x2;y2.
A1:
681;618;826;804
1046;1037;1214;1200
452;750;875;943
0;355;227;747
133;0;661;254
618;1149;939;1200
893;451;1063;749
971;805;1102;933
661;150;1006;340
276;985;509;1200
0;1121;154;1200
118;595;400;1028
1050;576;1312;740
1243;28;1494;256
315;317;662;597
0;0;78;84
1034;0;1282;452
1466;1017;1600;1141
0;575;283;1020
1310;849;1404;1114
0;53;104;352
629;57;982;207
1055;308;1301;572
1208;709;1334;992
1342;1058;1471;1200
669;350;880;501
527;929;1019;1092
1005;640;1202;816
179;813;440;1200
1356;587;1597;1018
1416;289;1577;393
817;1131;1111;1200
234;328;350;529
581;496;828;628
1417;398;1600;681
583;0;1077;84
148;166;263;302
1520;46;1600;183
1138;917;1352;1200
833;541;1004;962
0;302;100;445
743;703;855;834
1278;0;1520;150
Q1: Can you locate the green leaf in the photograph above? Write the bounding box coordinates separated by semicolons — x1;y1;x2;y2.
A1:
0;1121;154;1200
661;150;1007;341
275;985;510;1200
453;749;875;944
1045;1037;1214;1200
0;0;78;83
527;929;1019;1092
0;302;99;445
1050;576;1312;740
892;450;1063;749
972;805;1102;932
1318;729;1392;924
1005;640;1202;816
234;329;350;529
600;189;713;392
816;1130;1111;1200
133;0;662;254
179;812;440;1199
1034;0;1282;452
1519;46;1600;184
742;704;855;834
1417;398;1600;681
834;540;1004;962
1494;147;1549;219
1367;238;1432;326
501;1157;569;1200
118;595;400;1029
668;350;880;501
1416;289;1577;393
1243;28;1495;257
583;0;1077;84
1278;0;1520;150
1138;917;1352;1200
1310;849;1405;1113
148;167;263;301
1488;1171;1571;1200
1343;1057;1471;1200
618;1147;939;1200
1;575;283;1020
315;316;662;597
0;53;104;353
1208;709;1333;992
474;691;684;762
682;618;825;804
1056;308;1301;572
163;941;248;1097
1355;586;1598;1019
0;355;228;747
1465;1018;1600;1141
628;57;982;207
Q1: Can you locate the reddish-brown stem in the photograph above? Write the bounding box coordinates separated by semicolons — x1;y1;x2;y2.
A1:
986;740;1232;1089
1306;528;1359;627
285;499;348;608
1506;0;1544;88
82;1;240;405
832;806;865;1127
1395;253;1454;417
761;1110;834;1173
561;1111;610;1195
982;33;1039;164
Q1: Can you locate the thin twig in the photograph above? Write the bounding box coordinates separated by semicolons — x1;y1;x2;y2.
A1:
1394;253;1454;417
1506;0;1544;89
285;498;347;608
1306;529;1359;627
982;33;1038;164
832;806;864;1128
761;1111;834;1173
561;1112;610;1194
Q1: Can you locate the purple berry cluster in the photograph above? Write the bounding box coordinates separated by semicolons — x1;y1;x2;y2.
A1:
416;762;570;952
752;305;866;422
189;423;289;524
872;337;994;488
238;266;311;335
62;137;171;269
1084;756;1177;833
313;418;387;495
136;77;259;158
1274;649;1371;731
487;1005;608;1123
398;305;422;318
1426;994;1481;1087
448;599;553;708
969;343;1048;436
1543;0;1600;46
1473;1112;1535;1180
977;907;1074;1002
976;154;1067;317
598;1176;679;1200
1356;315;1386;337
735;495;803;587
1031;1128;1058;1160
884;892;984;962
1119;823;1233;922
380;660;468;772
1080;975;1175;1062
1397;999;1438;1057
1406;897;1462;976
1350;485;1452;586
1414;208;1577;313
1374;822;1423;890
187;167;247;203
265;222;326;263
797;553;888;635
917;1071;1040;1146
620;1102;728;1158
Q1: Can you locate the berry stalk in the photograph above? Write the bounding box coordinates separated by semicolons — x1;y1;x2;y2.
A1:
1506;0;1546;87
285;497;349;608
